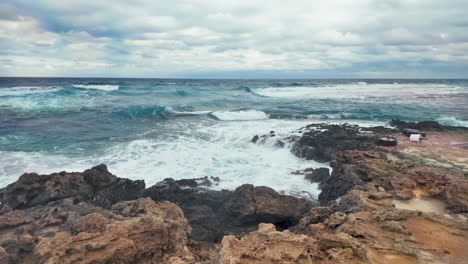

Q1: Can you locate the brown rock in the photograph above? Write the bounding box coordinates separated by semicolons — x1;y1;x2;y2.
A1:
0;198;194;264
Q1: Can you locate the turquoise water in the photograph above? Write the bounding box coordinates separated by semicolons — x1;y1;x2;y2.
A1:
1;78;467;194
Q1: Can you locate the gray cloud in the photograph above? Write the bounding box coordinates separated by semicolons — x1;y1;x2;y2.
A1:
1;0;468;77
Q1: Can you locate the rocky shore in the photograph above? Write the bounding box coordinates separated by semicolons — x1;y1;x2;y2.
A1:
1;121;467;264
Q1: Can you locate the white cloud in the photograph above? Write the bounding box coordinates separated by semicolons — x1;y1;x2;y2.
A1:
1;0;468;77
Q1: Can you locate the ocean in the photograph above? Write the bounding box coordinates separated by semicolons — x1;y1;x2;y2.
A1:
1;78;467;197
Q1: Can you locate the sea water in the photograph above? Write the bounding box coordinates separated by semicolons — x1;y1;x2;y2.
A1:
1;78;467;197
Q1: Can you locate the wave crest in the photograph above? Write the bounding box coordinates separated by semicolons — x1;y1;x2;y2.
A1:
0;86;62;97
210;110;269;121
72;84;119;91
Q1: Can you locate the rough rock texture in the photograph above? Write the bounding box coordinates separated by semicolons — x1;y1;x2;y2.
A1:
220;223;366;264
145;180;311;242
0;164;145;210
319;150;468;210
290;124;386;162
296;185;468;264
389;119;468;132
293;167;331;186
0;198;194;264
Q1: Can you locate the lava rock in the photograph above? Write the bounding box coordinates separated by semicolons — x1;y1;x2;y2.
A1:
0;165;145;210
290;124;381;162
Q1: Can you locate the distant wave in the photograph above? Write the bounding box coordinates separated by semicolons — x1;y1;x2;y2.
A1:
0;86;62;97
72;84;119;91
210;110;269;121
253;83;466;100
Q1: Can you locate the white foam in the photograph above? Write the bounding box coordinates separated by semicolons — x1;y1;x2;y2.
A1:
211;110;269;121
0;86;62;97
165;107;212;116
72;84;119;91
0;119;326;198
436;116;468;127
254;83;466;101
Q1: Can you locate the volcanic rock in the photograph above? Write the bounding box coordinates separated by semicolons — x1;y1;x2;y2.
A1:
0;198;193;264
290;124;381;162
0;164;145;210
145;180;312;242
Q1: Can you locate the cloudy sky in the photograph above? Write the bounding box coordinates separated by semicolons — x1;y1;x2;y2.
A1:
1;0;467;78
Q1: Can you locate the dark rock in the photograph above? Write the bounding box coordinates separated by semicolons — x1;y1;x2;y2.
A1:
251;135;260;143
303;168;331;185
291;124;379;162
83;164;116;188
221;185;311;230
145;180;311;242
92;178;145;208
0;171;93;210
144;178;230;211
0;165;145;210
390;119;468;132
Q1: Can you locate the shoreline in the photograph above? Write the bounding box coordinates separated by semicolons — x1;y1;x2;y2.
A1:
1;120;467;263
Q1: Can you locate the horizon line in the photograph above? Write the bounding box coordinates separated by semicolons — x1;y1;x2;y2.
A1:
1;76;468;80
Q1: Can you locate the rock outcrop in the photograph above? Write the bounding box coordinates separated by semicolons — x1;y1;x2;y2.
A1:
145;180;311;242
0;164;145;210
290;124;387;162
0;198;194;264
318;150;468;210
219;223;367;264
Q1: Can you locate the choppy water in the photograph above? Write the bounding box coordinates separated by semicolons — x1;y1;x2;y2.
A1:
1;78;467;196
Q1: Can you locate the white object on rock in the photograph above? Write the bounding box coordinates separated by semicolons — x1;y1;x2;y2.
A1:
410;134;422;142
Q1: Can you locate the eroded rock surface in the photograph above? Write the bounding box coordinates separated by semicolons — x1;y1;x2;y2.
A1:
145;180;312;242
0;198;194;264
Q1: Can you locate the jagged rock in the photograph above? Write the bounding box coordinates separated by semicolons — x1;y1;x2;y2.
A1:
145;180;311;242
220;185;310;229
0;164;145;210
317;150;468;209
301;167;331;185
291;124;380;162
219;223;366;264
0;198;194;264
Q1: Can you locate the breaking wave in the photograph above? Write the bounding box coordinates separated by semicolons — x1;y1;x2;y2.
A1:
72;84;119;91
210;110;269;121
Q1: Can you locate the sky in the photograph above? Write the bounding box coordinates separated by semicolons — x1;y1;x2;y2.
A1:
1;0;468;78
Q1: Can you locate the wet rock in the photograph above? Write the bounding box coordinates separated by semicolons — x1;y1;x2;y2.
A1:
145;180;312;242
251;135;260;143
92;178;145;208
302;167;331;185
291;124;379;162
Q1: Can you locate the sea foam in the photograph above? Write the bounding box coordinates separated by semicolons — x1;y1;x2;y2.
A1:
0;86;62;97
211;110;269;121
0;119;326;199
72;84;119;91
254;83;466;101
